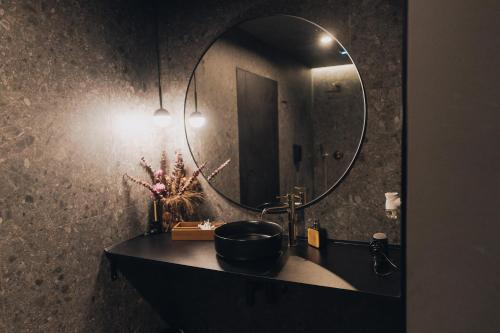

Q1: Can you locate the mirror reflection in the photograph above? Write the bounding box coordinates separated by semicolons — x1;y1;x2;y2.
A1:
185;15;366;210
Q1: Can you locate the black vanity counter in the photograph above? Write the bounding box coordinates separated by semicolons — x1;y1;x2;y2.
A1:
105;233;401;299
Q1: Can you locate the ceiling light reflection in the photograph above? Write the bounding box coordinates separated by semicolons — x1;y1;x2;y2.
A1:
319;34;334;46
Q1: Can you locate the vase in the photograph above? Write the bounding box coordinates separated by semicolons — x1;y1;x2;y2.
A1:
148;199;164;234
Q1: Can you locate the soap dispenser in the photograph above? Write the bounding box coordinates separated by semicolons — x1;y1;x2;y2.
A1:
307;220;321;248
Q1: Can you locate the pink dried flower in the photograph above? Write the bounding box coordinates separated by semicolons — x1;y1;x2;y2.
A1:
154;169;164;179
125;151;230;222
152;182;166;194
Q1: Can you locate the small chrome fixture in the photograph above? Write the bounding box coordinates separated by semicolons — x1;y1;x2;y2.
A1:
320;144;330;190
153;8;171;127
333;150;344;160
188;72;206;128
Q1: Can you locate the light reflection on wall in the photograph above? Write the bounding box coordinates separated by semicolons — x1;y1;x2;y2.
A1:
65;93;167;169
113;110;153;135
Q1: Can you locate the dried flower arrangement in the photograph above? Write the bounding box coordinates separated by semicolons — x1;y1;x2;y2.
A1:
125;151;230;231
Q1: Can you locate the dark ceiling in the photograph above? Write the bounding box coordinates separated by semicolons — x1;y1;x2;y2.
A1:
238;15;352;68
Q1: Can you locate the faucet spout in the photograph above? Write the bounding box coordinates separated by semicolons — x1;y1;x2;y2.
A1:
260;205;288;220
259;192;304;247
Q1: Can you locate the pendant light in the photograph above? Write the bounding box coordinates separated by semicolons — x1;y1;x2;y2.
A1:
188;71;206;128
153;6;171;127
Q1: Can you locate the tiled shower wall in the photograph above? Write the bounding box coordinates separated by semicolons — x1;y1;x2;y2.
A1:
0;0;402;332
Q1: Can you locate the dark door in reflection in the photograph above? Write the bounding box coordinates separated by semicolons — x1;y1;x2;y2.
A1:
236;68;279;207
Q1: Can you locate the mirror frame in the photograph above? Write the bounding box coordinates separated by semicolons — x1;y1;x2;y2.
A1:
183;14;367;212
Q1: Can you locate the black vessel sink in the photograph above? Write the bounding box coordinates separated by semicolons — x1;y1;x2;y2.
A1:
214;220;283;261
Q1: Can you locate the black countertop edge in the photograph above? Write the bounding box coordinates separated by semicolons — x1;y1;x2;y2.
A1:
104;233;401;299
105;250;401;300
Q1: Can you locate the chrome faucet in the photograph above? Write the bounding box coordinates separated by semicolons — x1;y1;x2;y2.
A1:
260;190;304;246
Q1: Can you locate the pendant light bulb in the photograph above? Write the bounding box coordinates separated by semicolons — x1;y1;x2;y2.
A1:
188;111;206;128
154;108;171;127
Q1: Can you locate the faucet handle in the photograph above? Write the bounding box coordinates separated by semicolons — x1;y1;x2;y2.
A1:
293;187;307;205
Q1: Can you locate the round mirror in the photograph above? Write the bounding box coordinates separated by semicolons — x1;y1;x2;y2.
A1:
184;15;366;211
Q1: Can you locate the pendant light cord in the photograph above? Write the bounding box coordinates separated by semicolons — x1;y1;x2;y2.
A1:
154;1;163;109
193;72;198;113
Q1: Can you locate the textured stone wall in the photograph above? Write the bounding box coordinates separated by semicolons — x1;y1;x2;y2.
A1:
0;0;165;332
161;0;403;242
0;0;402;331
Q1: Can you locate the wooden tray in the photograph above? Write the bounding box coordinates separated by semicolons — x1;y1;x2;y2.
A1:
171;221;225;241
